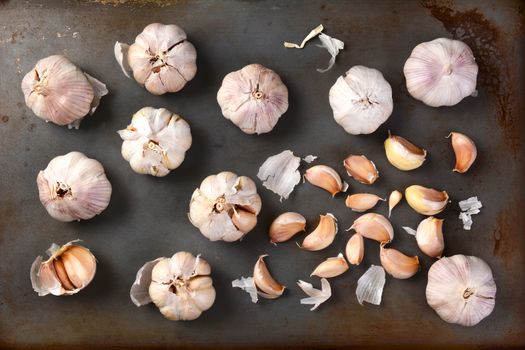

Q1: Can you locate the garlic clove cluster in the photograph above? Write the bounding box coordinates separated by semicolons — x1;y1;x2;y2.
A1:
405;185;448;215
448;131;477;173
217;64;288;134
37;151;112;222
304;165;348;197
384;133;427;171
300;213;338;251
343;155;379;184
349;213;393;244
269;212;306;243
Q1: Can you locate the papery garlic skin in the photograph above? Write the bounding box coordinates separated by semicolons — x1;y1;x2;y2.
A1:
380;245;419;279
356;265;385;306
253;255;285;299
343;155;379;184
346;234;364;265
384;133;427;171
404;38;478;107
257;150;301;200
416;217;444;258
118;107;192;177
269;212;306;243
217;64;288;134
345;193;384;212
329;65;393;135
304;165;348;197
189;172;262;242
37;152;112;222
350;213;393;243
405;185;449;215
426;255;496;327
300;213;338;251
449;132;477;173
297;278;332;311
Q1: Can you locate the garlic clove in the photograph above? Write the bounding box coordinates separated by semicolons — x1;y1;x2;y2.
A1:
405;185;449;215
232;209;258;233
345;234;365;265
311;253;349;278
300;213;338;251
349;213;393;243
253;255;285;299
448;132;477;173
388;190;403;217
384;133;427;171
304;165;348;197
269;212;306;243
380;245;419;279
343;155;379;184
416;217;445;258
345;193;385;212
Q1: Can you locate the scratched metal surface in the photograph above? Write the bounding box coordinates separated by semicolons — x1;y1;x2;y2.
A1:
0;0;523;348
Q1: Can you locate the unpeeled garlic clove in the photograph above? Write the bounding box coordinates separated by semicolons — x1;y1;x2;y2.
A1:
304;165;348;197
345;234;364;265
232;209;258;233
380;245;420;279
345;193;385;212
384;133;427;171
253;255;285;299
416;217;445;258
311;253;349;278
405;185;449;215
349;213;393;243
343;155;379;184
388;190;403;218
448;132;477;173
269;212;306;243
300;213;338;251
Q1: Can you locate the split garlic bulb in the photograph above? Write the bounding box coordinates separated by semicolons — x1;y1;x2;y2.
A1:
21;55;108;129
130;252;215;321
329;65;393;135
426;255;496;326
118;107;192;177
217;64;289;134
37;152;112;222
189;171;262;242
404;38;478;107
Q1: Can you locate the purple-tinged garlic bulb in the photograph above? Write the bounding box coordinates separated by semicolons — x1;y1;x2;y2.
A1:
37;152;112;222
21;55;108;129
217;64;289;134
118;107;192;177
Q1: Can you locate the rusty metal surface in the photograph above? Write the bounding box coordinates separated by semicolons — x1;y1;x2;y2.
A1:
0;0;524;348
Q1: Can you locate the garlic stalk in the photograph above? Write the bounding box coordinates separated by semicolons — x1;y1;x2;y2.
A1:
343;155;379;184
284;24;324;48
388;190;403;217
349;213;393;244
356;265;386;306
300;213;338;251
448;132;477;173
269;212;306;243
345;193;385;212
416;217;444;258
384;133;427;171
346;234;364;265
257;150;301;200
311;253;349;278
297;278;331;311
380;245;419;279
304;165;348;197
405;185;449;215
253;255;285;299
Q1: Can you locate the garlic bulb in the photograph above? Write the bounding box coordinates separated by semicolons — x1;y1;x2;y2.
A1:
189;171;262;242
405;185;448;215
329;65;393;135
343;155;379;184
426;255;496;326
21;55;108;129
269;212;306;243
115;23;197;95
384;133;427;171
118;107;192;177
217;64;288;134
37;151;112;222
448;131;477;173
416;217;444;258
30;240;96;296
404;38;478;107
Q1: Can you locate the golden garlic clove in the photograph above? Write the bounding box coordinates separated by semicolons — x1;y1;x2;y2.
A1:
304;165;348;197
388;190;403;218
384;133;427;171
343;155;379;184
416;217;444;258
253;255;285;299
448;132;477;173
405;185;449;215
232;208;258;233
269;212;306;243
311;253;349;278
349;213;393;243
300;213;338;251
345;234;365;265
380;245;419;279
345;193;385;212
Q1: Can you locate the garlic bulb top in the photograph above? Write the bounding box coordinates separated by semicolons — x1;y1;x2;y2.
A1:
21;55;108;129
404;38;478;107
329;65;393;135
189;171;262;242
37;152;112;222
426;255;496;327
217;64;289;135
118;107;192;177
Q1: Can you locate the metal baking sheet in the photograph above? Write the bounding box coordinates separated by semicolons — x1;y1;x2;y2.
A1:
0;0;524;348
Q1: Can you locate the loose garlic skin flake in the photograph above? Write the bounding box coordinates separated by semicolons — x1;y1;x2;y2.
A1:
329;65;393;135
217;64;289;134
37;152;112;222
118;107;192;177
189;172;262;242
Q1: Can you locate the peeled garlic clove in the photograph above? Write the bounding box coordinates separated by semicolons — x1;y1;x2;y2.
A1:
426;255;496;327
269;212;306;243
297;278;332;311
380;245;419;279
384;133;427;171
311;253;349;278
350;213;393;244
304;165;348;197
345;234;364;265
36;151;112;222
448;132;477;173
253;255;285;299
343;155;379;184
388;190;403;217
405;185;449;215
329;65;393;135
345;193;384;212
404;38;478;107
416;217;445;258
217;63;288;134
300;213;338;251
356;265;386;305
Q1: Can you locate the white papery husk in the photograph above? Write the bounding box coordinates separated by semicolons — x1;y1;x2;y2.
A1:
402;226;417;236
316;33;344;73
356;265;386;305
232;276;259;303
297;278;331;311
257;150;301;200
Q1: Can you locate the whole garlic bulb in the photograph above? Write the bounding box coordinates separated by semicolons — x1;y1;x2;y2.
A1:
118;107;192;177
404;38;478;107
329;65;393;135
21;55;108;129
30;240;96;296
130;252;215;321
217;64;289;134
37;152;112;222
189;171;262;242
426;255;496;327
